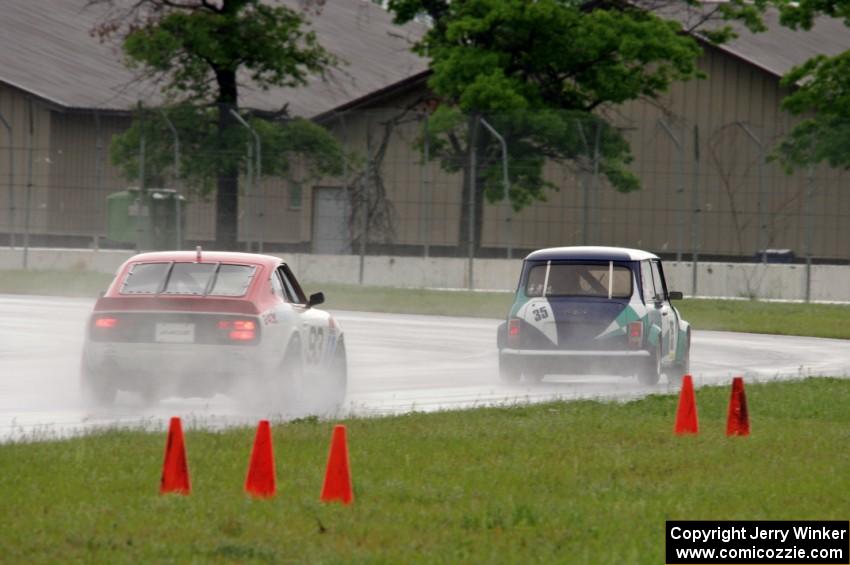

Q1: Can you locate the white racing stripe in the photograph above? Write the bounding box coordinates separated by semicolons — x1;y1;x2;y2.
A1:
516;298;558;345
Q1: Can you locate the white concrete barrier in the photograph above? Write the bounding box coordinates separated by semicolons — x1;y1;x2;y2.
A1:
0;247;847;302
663;261;848;302
0;248;129;274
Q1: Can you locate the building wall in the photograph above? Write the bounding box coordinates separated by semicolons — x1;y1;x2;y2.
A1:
242;173;304;246
0;83;53;239
479;45;849;260
47;110;129;237
2;41;848;260
44;107;306;246
319;89;468;250
328;45;849;261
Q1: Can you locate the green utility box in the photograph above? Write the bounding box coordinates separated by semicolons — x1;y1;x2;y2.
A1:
106;188;186;250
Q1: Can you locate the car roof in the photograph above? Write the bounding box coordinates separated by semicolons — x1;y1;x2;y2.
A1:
120;250;284;271
524;246;659;262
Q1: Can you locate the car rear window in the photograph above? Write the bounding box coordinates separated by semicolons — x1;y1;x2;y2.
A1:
120;262;257;296
208;264;257;296
162;262;218;295
525;262;632;298
120;263;170;294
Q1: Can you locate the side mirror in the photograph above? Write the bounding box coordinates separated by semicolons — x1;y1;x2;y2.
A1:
307;292;325;308
668;291;683;301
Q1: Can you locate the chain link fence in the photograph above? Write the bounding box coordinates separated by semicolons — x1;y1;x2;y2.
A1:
0;108;848;291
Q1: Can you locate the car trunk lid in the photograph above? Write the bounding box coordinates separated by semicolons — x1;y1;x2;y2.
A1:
549;298;628;349
90;296;261;345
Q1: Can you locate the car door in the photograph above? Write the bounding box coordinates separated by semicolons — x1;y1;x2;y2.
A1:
278;265;329;374
266;266;300;364
650;259;677;363
640;261;663;352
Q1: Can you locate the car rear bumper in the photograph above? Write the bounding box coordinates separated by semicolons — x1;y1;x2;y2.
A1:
500;348;650;376
83;341;267;394
500;348;650;358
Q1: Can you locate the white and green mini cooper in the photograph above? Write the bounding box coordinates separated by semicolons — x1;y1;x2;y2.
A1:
497;246;691;386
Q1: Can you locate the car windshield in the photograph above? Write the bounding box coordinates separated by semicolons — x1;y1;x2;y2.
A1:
121;262;257;296
525;262;632;298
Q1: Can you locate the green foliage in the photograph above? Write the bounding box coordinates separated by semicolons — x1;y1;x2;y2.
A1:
121;0;334;103
103;0;340;243
252;117;345;178
768;0;850;170
390;0;702;208
775;51;850;170
424;107;639;209
424;1;700;111
110;105;344;196
701;0;771;38
774;0;850;29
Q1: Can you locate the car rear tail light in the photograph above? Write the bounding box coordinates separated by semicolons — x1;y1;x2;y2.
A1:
94;316;118;329
217;319;257;342
508;318;521;348
628;321;643;347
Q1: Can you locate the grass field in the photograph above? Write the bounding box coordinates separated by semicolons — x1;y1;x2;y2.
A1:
0;269;114;298
1;269;848;339
315;283;850;340
1;378;848;562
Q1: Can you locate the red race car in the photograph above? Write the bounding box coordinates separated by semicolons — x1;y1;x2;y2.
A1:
80;249;346;412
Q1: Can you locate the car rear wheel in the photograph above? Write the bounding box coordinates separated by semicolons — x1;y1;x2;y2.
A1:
327;341;348;409
140;384;161;406
523;369;544;385
637;343;661;386
303;340;347;414
498;352;521;384
279;338;304;413
80;355;117;407
670;331;691;387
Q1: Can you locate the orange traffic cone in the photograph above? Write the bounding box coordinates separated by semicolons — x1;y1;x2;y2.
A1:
726;377;750;437
245;420;276;498
674;375;699;435
320;425;353;504
160;417;191;495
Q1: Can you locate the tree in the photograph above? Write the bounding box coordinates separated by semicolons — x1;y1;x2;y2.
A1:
92;0;342;249
772;0;850;170
389;0;704;251
110;103;344;195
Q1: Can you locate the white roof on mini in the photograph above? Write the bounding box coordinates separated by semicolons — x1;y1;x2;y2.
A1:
524;246;660;262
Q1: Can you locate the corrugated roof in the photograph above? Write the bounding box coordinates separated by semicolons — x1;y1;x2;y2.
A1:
669;4;850;78
3;1;847;117
0;0;428;116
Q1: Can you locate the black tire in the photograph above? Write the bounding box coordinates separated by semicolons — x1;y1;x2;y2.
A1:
637;343;661;386
328;341;348;408
80;355;117;407
304;340;348;414
669;331;691;387
279;338;304;413
140;385;161;406
523;369;545;385
498;352;521;384
667;372;684;388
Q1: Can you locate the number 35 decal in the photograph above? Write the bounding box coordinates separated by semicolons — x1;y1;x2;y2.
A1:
306;326;325;365
532;306;549;322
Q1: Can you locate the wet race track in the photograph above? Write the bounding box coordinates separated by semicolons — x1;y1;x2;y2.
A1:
2;294;849;441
